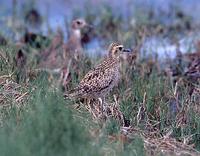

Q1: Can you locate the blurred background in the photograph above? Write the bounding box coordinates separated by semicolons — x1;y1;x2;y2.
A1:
0;0;200;59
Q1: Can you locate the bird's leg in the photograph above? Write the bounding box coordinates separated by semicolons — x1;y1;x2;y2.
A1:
98;97;104;115
98;97;106;115
102;97;106;113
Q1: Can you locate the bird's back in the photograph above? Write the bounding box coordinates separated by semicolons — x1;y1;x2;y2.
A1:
67;57;120;98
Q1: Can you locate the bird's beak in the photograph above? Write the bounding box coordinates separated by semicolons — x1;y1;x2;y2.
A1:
122;48;131;53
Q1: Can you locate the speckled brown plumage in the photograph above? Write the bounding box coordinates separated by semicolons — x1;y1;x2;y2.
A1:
69;57;120;98
65;42;131;105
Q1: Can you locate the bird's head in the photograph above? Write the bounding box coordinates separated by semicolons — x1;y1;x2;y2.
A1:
71;19;93;39
108;42;131;58
71;19;93;30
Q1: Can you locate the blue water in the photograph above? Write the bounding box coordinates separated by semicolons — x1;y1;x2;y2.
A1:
1;0;200;34
0;0;200;59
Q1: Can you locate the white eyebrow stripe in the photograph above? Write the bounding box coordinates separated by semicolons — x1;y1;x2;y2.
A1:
116;45;123;48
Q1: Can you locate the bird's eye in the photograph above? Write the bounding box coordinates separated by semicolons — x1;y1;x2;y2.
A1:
118;47;122;51
77;21;81;25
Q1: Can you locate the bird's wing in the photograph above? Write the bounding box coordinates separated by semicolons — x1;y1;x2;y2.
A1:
65;58;118;98
71;66;115;96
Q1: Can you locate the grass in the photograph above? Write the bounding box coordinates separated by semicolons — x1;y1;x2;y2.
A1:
0;46;146;156
0;78;96;156
1;45;200;156
0;1;200;155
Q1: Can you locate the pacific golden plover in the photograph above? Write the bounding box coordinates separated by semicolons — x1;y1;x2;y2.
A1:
65;42;131;112
63;18;93;60
39;28;64;70
60;19;93;90
40;19;92;70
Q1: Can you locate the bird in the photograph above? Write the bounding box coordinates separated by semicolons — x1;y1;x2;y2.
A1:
64;42;131;113
39;27;64;70
63;18;93;61
60;19;93;89
39;19;92;70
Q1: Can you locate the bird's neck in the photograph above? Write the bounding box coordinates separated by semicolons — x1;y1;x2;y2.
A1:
108;55;120;61
71;29;81;39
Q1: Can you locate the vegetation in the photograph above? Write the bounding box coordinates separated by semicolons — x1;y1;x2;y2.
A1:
0;1;200;156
